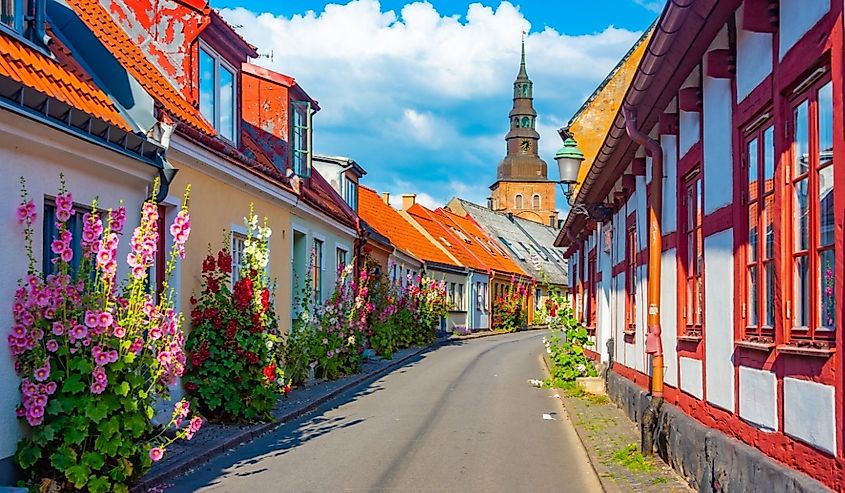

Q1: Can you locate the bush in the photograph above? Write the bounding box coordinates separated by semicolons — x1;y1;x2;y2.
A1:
544;296;598;387
184;210;285;423
9;177;200;492
492;278;528;332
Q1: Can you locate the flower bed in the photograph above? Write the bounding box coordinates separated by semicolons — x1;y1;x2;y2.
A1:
492;278;529;332
9;177;200;492
184;208;285;423
543;295;598;387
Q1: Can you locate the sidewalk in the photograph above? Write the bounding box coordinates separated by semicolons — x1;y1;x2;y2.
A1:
542;358;691;492
134;343;441;492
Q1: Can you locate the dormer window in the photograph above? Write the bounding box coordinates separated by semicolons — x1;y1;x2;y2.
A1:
291;101;312;178
198;45;237;143
1;0;37;37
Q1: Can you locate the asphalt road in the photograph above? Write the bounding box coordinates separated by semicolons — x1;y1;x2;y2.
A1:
167;331;602;492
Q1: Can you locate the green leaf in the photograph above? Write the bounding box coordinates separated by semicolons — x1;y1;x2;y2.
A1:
46;398;64;416
87;476;111;493
86;402;109;423
101;416;120;438
50;446;77;471
123;413;146;438
30;423;56;446
16;442;42;469
69;357;94;374
62;374;86;394
65;464;91;489
64;426;86;446
83;451;105;471
115;381;130;397
95;433;120;457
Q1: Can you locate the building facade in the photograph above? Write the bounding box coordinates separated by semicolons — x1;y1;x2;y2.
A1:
558;0;844;489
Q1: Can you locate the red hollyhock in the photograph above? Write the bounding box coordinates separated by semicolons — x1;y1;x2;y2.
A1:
233;277;253;310
225;320;237;339
217;250;232;274
283;383;292;397
202;255;216;273
260;288;270;312
185;381;197;392
245;351;259;365
263;364;276;382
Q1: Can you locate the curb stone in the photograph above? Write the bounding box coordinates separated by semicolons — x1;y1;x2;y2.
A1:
132;337;448;492
450;325;547;342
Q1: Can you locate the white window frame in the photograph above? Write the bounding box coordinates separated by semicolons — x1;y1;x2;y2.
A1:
198;42;238;144
231;231;247;284
336;246;348;274
291;100;312;177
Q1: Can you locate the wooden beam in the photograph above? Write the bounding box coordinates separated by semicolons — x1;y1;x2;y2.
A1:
706;49;735;79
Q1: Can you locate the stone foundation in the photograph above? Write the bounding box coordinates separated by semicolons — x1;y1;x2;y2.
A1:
606;369;831;493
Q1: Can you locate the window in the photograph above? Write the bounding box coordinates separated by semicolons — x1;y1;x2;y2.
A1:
198;46;237;143
681;171;704;336
514;194;523;209
43;201;84;276
449;283;456;308
1;0;30;33
532;194;541;210
231;232;247;283
743;123;776;340
535;288;542;311
457;283;464;310
312;239;323;304
343;177;358;210
587;249;597;328
625;216;637;333
336;247;347;274
499;237;525;261
788;78;836;341
291;101;312;177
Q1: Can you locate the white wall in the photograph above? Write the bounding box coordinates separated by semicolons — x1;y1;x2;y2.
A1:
598;223;613;363
783;377;837;455
738;366;778;432
703;229;735;411
679;110;700;157
736;3;772;101
702;69;734;214
779;0;829;59
661;134;678;234
0;113;157;462
679;356;704;399
660;249;678;387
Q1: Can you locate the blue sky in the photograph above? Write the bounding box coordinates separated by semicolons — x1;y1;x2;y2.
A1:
217;1;659;209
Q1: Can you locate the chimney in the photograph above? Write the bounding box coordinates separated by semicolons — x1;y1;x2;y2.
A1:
549;215;555;228
507;212;514;223
402;194;416;211
382;192;390;205
487;197;493;209
557;219;564;229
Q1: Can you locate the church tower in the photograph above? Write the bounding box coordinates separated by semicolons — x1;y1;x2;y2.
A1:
489;37;557;226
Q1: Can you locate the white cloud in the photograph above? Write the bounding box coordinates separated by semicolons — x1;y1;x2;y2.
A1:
632;0;663;13
220;1;643;210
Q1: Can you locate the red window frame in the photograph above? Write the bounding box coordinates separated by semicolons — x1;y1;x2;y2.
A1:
587;248;597;328
741;120;777;341
624;214;637;334
679;170;704;337
786;74;836;343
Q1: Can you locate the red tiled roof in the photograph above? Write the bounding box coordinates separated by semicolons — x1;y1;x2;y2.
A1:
303;169;358;230
407;204;488;272
66;0;215;135
434;208;525;276
359;186;456;266
0;31;131;132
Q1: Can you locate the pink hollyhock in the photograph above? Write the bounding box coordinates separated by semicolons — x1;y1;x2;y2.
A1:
149;447;164;462
16;199;36;224
45;339;58;352
113;326;126;338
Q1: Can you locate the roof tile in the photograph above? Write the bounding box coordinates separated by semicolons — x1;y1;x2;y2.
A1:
0;30;131;132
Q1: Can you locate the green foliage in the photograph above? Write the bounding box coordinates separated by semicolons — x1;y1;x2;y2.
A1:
184;209;285;423
544;295;598;387
492;278;528;332
611;444;655;473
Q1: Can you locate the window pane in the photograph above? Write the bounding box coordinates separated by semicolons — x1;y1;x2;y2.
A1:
764;261;775;327
794;101;809;177
748;266;758;326
794;256;810;327
793;178;809;251
819;249;835;329
747;138;758;198
763;126;775;193
819;165;834;247
199;49;215;124
1;0;14;28
818;81;833;166
764;196;774;260
220;65;235;141
748;202;758;262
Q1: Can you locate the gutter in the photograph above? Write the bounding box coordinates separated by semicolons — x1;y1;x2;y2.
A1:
623;106;664;457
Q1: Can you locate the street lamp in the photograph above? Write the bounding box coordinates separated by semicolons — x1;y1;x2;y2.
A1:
555;129;613;221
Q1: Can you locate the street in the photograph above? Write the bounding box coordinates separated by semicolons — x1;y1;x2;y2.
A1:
167;331;602;492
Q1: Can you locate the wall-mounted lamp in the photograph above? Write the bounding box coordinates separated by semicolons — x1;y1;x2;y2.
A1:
555;129;613;222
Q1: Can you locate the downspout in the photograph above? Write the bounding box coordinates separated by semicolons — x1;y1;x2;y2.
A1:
354;217;365;285
622;106;664;455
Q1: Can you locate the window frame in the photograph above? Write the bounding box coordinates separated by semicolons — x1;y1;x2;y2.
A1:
514;194;523;210
231;231;247;284
624;213;637;334
291;100;312;178
785;74;836;343
740;119;777;341
532;193;541;211
679;169;705;337
42;199;87;277
197;43;239;144
336;247;348;275
312;238;324;304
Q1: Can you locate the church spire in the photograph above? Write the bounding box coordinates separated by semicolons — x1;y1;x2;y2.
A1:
517;32;528;80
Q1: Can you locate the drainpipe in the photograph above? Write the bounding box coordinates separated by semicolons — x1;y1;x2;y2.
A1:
354;217;365;284
622;106;664;455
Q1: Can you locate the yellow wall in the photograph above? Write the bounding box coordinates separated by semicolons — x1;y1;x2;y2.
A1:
168;164;292;333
